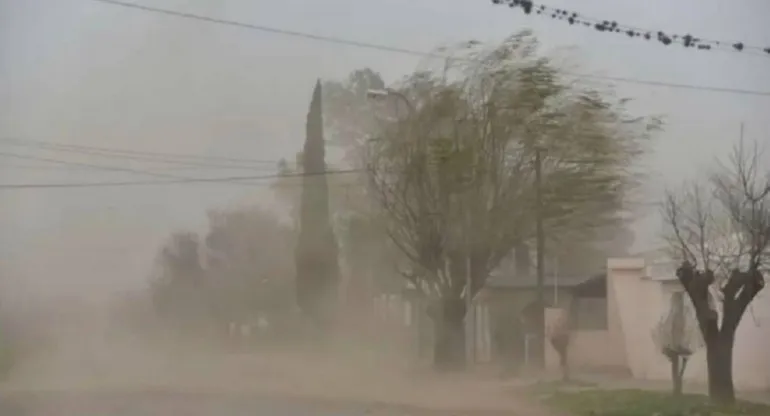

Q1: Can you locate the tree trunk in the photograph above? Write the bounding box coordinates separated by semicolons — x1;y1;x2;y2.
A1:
432;298;466;371
551;332;570;382
559;349;570;382
706;334;736;405
670;356;683;396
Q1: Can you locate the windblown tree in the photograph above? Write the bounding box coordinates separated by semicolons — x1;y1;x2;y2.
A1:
295;80;341;329
272;72;391;327
274;68;387;225
271;155;357;228
322;68;404;319
151;231;210;330
203;206;295;330
551;223;636;276
662;140;769;404
652;291;703;396
366;31;659;369
322;68;386;161
151;208;295;335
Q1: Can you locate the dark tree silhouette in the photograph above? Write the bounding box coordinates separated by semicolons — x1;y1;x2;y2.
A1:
151;207;295;336
204;206;295;329
150;232;208;328
663;141;769;405
295;80;341;330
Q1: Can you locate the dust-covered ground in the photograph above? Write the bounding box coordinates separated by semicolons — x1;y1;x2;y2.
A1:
0;301;553;416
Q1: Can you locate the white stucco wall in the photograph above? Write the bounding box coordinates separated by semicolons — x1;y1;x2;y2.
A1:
608;258;770;390
733;287;770;389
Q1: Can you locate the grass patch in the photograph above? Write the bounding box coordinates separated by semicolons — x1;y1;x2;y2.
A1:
533;379;598;389
528;379;598;396
542;389;770;416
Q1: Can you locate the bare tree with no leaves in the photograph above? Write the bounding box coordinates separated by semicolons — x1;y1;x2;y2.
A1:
662;140;768;404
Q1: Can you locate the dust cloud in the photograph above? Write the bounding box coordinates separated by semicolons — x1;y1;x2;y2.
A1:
0;288;532;415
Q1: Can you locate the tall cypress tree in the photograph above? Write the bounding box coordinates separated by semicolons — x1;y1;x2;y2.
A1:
295;80;340;329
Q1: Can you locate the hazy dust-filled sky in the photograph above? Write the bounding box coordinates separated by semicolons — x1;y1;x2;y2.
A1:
0;0;769;302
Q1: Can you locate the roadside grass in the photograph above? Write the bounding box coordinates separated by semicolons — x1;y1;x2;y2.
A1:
541;388;770;416
529;379;599;393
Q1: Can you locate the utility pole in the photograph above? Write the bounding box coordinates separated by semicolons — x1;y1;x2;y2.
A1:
553;254;559;307
534;147;546;369
465;207;474;367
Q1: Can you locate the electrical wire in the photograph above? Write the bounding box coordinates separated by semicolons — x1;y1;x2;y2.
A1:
0;151;189;180
90;0;770;97
0;142;361;189
0;139;663;205
0;148;273;170
493;0;770;56
0;168;362;190
0;137;278;167
0;164;278;172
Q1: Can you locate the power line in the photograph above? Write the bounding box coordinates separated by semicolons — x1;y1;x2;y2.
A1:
0;150;661;207
0;168;362;190
0;163;277;172
0;138;361;189
493;0;770;56
0;138;280;172
0;137;278;167
0;146;359;188
0;151;185;180
0;141;663;210
91;0;770;98
0;141;676;204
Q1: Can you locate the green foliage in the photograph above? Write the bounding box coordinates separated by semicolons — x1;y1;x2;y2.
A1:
204;206;295;323
295;80;341;325
543;389;770;416
320;69;400;291
322;68;386;158
339;212;404;294
150;231;208;325
367;31;659;300
150;207;295;330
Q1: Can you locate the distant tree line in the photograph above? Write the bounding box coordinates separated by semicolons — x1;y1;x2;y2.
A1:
150;206;297;339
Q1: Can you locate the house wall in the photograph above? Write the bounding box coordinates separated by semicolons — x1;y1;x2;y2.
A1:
484;288;574;320
483;286;610;370
608;258;666;380
606;258;770;390
545;307;626;372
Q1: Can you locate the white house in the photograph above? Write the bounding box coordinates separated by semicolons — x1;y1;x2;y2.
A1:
548;257;770;390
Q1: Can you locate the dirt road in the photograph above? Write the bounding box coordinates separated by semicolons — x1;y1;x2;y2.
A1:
0;392;401;416
0;338;553;416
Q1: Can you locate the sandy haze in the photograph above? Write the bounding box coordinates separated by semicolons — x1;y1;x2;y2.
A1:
0;296;548;416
